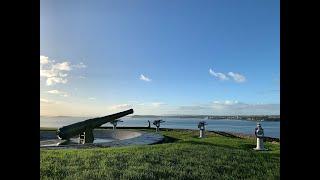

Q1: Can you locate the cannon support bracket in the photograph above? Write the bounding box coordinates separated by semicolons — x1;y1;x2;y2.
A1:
79;129;94;144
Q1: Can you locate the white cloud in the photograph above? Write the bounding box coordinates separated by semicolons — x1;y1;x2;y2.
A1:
151;102;166;107
40;98;61;104
40;56;70;86
140;74;151;82
209;69;229;81
109;104;132;110
224;100;239;105
40;55;87;86
210;100;240;110
227;72;246;83
126;101;165;108
73;62;87;69
40;56;49;65
178;105;208;110
212;100;239;108
173;100;279;115
46;77;68;86
52;62;71;71
40;98;49;103
88;97;96;100
209;68;246;83
47;89;68;97
47;90;61;94
210;100;278;115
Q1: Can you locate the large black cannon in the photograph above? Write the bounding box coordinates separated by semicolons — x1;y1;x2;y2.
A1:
57;109;133;144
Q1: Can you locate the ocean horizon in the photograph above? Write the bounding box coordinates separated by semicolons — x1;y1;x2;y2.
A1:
40;116;280;138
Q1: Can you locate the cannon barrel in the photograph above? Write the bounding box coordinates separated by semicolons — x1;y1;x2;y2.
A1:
57;109;133;140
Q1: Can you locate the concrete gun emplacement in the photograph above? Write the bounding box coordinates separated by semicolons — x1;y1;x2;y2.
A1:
56;109;134;144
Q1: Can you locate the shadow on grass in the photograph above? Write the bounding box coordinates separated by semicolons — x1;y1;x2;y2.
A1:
179;140;241;149
179;140;266;151
210;131;243;139
238;143;256;149
154;135;180;144
179;140;277;155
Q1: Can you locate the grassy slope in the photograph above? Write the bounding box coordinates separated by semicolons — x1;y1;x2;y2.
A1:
40;129;280;180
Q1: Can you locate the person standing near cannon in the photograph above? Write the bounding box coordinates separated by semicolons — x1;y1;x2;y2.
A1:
147;120;151;128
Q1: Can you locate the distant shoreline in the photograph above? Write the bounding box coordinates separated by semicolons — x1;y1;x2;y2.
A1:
131;115;280;121
40;115;280;122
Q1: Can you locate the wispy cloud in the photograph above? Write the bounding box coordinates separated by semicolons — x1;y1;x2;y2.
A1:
228;72;246;83
151;102;166;107
139;74;151;82
175;101;279;115
40;56;50;64
213;100;239;105
126;101;165;107
40;98;50;103
72;62;86;69
210;100;278;115
47;90;61;94
40;98;60;104
47;89;69;97
209;68;246;83
88;97;96;100
40;55;86;86
109;104;132;110
209;69;229;81
178;105;209;110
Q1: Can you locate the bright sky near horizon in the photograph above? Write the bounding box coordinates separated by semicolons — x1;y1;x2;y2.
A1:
40;0;279;116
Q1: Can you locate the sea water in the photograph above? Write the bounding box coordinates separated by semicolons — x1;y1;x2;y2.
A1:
40;116;280;138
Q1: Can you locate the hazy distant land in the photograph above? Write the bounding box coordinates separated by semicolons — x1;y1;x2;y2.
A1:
131;115;280;121
41;114;280;121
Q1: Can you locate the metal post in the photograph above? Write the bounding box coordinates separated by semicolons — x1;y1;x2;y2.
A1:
79;129;94;144
255;137;264;150
199;129;204;138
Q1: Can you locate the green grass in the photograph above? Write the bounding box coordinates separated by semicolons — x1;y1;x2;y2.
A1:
40;129;280;180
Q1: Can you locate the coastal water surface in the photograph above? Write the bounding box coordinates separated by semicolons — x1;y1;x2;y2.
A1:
40;116;280;138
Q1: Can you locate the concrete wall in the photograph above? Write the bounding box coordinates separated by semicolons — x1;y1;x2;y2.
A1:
93;129;142;140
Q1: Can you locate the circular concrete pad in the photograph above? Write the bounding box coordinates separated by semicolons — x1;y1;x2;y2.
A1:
40;129;164;149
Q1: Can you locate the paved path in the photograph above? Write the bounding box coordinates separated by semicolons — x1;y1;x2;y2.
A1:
40;130;164;149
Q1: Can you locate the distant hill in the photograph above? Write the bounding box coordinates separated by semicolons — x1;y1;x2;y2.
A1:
131;115;280;121
131;115;162;118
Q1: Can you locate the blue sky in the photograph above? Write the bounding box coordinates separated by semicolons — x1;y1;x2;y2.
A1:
40;0;279;116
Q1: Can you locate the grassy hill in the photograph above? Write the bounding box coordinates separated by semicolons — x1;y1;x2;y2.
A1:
40;129;280;179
